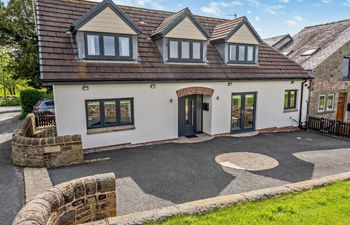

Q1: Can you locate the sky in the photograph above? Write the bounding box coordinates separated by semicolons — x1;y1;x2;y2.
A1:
3;0;350;38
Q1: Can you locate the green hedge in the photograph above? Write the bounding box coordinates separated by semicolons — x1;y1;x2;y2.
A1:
0;96;21;106
20;89;50;114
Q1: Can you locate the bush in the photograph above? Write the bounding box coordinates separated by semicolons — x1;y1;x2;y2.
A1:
20;89;44;113
0;96;21;106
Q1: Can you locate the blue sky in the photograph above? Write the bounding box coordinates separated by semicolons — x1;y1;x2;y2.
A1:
3;0;350;38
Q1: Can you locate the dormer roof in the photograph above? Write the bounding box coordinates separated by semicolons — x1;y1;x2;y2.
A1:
70;0;141;34
151;7;210;40
211;17;263;44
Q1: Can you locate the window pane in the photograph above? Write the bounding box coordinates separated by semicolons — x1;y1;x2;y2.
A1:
327;95;334;111
104;101;116;125
192;42;201;59
120;100;132;124
284;91;289;108
247;46;254;61
181;41;190;59
238;46;245;61
342;58;350;80
87;35;100;56
103;36;115;56
169;41;178;59
230;45;237;61
87;101;101;127
318;95;325;111
290;91;296;108
119;37;130;57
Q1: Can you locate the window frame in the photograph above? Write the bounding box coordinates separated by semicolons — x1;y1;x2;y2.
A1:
85;98;134;129
284;89;298;110
228;43;257;64
84;32;133;61
318;94;326;113
326;94;335;112
342;57;350;81
167;38;204;63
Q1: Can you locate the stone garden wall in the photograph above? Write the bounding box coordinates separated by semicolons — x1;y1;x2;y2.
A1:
12;173;116;225
12;114;84;168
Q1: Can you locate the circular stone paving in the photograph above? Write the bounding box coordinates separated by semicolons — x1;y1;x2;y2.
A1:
215;152;279;171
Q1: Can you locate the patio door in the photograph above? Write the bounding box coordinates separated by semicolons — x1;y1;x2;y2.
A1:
231;93;257;132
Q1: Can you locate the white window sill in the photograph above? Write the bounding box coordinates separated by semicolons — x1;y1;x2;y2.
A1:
87;125;135;135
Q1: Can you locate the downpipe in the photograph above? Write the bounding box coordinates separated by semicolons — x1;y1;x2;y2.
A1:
299;79;308;129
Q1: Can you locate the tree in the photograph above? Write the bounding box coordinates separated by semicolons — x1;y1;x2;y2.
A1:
0;0;41;88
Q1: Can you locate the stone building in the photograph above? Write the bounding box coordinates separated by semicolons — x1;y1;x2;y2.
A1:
265;20;350;121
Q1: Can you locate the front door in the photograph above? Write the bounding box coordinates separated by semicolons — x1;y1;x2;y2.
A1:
336;93;347;121
179;95;197;136
231;93;257;132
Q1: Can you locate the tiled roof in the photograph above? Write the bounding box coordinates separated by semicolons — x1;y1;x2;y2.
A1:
36;0;309;83
279;19;350;70
211;17;244;41
264;34;290;48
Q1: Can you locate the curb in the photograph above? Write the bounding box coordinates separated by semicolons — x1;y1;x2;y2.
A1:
86;171;350;225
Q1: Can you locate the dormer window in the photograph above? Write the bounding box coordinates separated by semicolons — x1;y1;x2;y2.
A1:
84;33;132;60
228;44;257;64
168;39;203;62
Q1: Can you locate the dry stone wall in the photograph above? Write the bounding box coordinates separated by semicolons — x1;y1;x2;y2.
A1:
12;173;116;225
12;114;84;167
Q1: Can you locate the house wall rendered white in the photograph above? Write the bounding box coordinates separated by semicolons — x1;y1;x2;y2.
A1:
53;80;309;149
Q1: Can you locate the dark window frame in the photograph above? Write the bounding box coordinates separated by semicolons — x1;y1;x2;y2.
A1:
342;57;350;81
284;89;297;109
84;32;133;61
228;43;257;64
85;98;134;129
167;38;204;63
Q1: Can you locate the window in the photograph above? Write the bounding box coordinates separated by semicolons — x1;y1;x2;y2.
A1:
86;98;134;129
168;39;203;62
318;95;326;112
85;33;133;60
301;48;319;56
228;44;256;64
284;90;297;109
326;94;335;111
342;57;350;80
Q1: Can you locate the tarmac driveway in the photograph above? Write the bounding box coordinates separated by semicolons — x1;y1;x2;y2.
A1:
48;131;350;215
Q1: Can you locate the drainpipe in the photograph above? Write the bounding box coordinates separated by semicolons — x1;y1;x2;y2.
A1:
299;79;308;129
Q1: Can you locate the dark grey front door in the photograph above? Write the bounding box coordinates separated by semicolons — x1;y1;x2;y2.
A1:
179;95;197;136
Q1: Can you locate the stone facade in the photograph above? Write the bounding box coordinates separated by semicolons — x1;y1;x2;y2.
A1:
309;40;350;120
12;114;84;168
12;173;116;225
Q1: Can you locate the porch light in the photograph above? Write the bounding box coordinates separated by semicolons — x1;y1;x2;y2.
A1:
82;85;89;91
150;84;156;89
228;82;232;86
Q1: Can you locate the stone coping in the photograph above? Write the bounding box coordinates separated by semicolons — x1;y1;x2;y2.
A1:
12;173;117;225
84;172;350;225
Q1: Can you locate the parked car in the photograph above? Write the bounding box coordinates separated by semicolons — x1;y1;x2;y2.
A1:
33;100;55;114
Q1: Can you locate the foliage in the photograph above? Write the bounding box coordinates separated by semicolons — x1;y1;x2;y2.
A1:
0;0;41;88
20;89;43;113
151;180;350;225
0;95;20;106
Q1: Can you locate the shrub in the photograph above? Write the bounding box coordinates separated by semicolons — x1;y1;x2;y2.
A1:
0;96;21;106
20;89;43;113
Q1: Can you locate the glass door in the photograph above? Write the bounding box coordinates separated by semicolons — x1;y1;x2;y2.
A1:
231;93;256;131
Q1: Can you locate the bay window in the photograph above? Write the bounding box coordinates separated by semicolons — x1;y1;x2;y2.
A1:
84;33;133;60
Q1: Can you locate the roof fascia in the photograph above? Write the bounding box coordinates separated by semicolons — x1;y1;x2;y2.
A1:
70;0;141;34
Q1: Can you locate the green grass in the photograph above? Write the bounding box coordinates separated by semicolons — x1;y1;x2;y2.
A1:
150;181;350;225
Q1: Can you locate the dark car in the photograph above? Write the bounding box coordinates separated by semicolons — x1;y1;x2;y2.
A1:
33;100;55;114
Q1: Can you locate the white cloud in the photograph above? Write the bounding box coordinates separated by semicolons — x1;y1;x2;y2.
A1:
286;16;304;27
279;0;290;3
200;1;242;15
247;0;261;7
345;0;350;6
264;4;283;14
322;0;333;4
255;16;260;21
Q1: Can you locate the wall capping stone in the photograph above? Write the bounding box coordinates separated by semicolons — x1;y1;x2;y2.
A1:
12;173;116;225
12;114;84;168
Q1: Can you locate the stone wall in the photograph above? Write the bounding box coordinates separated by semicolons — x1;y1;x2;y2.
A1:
309;40;350;120
12;114;84;168
12;173;116;225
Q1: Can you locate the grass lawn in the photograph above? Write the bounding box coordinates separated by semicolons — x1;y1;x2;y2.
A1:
150;180;350;225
